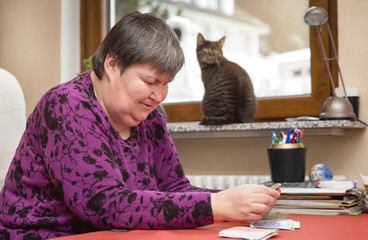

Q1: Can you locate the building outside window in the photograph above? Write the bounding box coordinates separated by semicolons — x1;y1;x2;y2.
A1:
112;0;310;104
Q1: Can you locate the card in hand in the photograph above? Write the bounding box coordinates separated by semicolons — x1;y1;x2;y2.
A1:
271;183;281;190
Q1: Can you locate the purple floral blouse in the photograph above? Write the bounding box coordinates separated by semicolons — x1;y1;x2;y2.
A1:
0;71;214;239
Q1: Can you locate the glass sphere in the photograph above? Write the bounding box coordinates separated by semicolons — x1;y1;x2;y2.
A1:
309;163;333;185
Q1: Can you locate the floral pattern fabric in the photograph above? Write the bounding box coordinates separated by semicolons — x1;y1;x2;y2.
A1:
0;71;214;239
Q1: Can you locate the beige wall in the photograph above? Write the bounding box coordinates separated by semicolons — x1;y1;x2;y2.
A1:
0;0;61;115
0;1;367;186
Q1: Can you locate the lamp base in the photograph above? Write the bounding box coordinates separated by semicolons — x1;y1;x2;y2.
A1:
319;96;356;121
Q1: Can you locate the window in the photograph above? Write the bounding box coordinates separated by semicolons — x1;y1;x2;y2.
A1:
80;0;337;122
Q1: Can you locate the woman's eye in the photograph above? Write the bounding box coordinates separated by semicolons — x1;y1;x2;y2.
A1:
144;79;155;85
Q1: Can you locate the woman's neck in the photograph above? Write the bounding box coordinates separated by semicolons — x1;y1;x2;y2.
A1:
118;127;131;140
90;71;131;140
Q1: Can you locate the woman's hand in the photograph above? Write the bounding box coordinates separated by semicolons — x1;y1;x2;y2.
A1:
211;184;280;223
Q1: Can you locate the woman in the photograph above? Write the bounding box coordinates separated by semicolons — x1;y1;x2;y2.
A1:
0;12;279;239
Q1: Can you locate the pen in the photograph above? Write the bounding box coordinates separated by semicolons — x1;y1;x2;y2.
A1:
289;131;298;143
285;130;291;143
299;129;304;143
271;131;279;144
280;130;284;143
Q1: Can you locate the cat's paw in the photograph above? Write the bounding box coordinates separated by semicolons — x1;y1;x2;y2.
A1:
200;116;226;125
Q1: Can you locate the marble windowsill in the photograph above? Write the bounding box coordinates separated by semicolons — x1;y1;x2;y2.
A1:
167;120;367;139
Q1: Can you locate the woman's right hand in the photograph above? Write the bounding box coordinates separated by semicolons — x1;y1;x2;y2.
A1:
210;184;280;223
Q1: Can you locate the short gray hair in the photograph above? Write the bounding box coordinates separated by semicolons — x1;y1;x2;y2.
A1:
92;11;185;79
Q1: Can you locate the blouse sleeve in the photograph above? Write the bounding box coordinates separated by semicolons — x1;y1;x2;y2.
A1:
145;111;220;194
37;88;215;231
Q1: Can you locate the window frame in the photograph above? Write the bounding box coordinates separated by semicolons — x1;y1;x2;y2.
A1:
80;0;337;122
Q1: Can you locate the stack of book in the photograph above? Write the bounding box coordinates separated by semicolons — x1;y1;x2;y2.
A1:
270;187;366;215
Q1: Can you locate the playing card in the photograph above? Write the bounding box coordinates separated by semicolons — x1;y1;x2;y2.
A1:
271;183;281;190
250;219;300;230
219;226;278;240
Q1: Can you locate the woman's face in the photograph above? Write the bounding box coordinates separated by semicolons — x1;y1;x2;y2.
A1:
101;62;172;131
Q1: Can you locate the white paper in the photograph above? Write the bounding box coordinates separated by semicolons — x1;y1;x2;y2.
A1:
359;172;368;185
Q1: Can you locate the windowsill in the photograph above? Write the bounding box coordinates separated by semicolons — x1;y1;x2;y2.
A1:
167;120;367;139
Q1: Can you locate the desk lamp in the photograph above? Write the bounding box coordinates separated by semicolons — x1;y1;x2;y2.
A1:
304;6;356;120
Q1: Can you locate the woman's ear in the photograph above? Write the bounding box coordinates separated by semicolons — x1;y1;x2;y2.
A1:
104;53;119;80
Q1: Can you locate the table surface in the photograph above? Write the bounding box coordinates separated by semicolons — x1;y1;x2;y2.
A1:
53;214;368;240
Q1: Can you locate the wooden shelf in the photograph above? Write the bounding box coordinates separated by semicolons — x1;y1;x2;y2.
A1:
167;120;367;139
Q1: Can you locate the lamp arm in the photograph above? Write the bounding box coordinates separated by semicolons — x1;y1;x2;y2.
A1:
327;24;348;98
315;25;336;96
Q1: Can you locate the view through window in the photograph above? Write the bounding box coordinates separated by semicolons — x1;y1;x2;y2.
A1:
111;0;310;104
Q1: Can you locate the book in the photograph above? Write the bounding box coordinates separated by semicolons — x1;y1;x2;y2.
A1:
270;205;363;216
270;187;366;215
276;198;357;209
280;187;347;195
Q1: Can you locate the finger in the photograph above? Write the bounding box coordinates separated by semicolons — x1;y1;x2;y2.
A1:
251;193;278;206
248;202;270;215
250;185;280;196
264;204;274;216
243;213;264;222
261;186;281;198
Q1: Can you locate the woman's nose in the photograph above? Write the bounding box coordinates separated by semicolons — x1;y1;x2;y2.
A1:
150;85;167;103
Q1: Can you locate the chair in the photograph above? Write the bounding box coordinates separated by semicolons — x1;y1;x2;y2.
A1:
0;68;26;188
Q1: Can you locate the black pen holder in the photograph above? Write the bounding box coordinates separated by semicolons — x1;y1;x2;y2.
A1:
267;143;306;182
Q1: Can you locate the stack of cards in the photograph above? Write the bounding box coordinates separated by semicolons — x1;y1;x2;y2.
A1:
219;226;278;240
250;219;300;230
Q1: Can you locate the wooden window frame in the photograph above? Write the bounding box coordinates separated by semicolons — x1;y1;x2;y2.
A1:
81;0;337;122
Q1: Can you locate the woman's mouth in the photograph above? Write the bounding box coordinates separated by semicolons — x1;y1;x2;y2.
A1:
142;102;153;110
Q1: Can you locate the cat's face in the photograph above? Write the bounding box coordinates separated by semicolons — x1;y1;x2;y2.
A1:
196;33;225;65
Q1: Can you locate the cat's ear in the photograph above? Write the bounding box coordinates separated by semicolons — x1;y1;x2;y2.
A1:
218;36;226;48
197;33;205;47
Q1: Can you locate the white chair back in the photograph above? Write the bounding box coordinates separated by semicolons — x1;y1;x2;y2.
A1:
0;68;26;188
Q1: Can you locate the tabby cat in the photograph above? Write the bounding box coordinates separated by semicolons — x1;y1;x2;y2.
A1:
196;33;257;125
